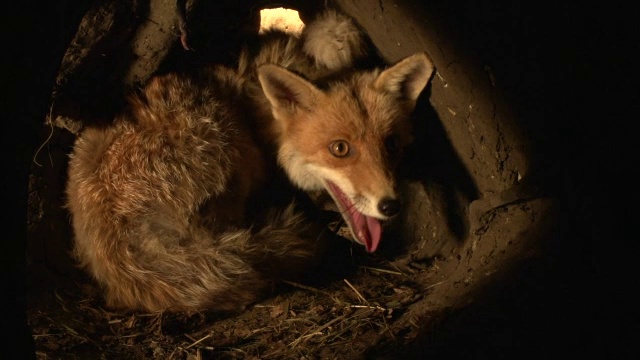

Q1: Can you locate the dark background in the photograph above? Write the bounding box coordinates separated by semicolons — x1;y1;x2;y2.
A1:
401;1;639;358
4;1;637;357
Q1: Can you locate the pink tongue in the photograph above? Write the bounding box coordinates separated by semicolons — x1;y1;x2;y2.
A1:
326;181;382;252
356;213;381;253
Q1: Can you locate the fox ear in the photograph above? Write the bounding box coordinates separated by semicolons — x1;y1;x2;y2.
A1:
375;52;435;102
258;64;322;114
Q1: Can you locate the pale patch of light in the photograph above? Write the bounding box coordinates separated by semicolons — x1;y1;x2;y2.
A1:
259;8;305;35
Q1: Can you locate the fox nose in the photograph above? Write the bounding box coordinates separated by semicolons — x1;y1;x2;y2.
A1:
378;197;401;217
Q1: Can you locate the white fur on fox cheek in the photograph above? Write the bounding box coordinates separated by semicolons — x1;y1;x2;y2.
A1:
277;146;325;191
310;166;355;194
309;166;383;219
278;145;381;218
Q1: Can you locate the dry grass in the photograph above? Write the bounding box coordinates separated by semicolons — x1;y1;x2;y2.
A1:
28;250;429;359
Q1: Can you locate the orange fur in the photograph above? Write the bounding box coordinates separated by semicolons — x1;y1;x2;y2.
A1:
66;10;435;312
258;53;434;251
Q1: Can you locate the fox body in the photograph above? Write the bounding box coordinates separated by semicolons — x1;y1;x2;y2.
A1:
66;10;435;312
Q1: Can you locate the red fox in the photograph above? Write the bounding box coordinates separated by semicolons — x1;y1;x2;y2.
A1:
66;10;435;312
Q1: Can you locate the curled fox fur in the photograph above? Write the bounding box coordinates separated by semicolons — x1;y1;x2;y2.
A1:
66;10;435;312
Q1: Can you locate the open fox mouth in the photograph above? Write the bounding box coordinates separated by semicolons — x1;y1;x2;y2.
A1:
324;181;382;253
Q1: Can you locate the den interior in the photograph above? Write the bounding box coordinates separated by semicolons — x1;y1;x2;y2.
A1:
5;0;637;358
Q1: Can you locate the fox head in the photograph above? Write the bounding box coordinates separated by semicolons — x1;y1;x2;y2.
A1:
258;52;435;252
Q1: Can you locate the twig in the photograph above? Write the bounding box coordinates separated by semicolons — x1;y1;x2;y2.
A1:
349;304;386;312
343;279;368;304
289;314;346;348
282;280;344;305
360;266;403;276
33;102;55;167
425;280;446;290
185;333;212;349
281;280;325;295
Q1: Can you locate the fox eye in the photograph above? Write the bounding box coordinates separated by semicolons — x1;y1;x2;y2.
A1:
385;135;401;154
329;140;350;157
